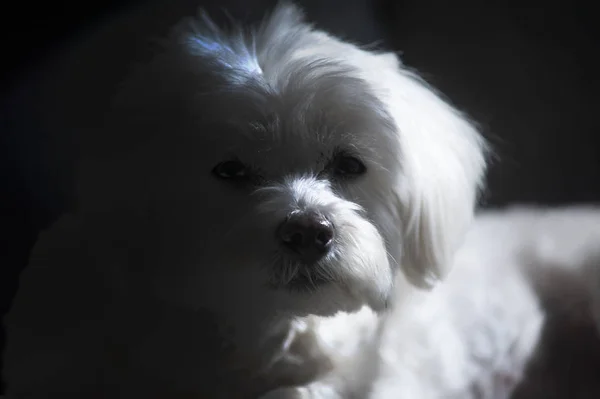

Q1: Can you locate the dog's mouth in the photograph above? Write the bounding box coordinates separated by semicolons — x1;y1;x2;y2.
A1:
285;270;331;292
268;261;333;292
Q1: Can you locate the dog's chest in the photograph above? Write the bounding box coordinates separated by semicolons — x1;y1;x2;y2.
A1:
311;306;380;360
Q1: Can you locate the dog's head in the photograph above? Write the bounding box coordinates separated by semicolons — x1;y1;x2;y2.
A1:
78;4;487;317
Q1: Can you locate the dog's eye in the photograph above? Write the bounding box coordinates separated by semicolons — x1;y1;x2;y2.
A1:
212;160;249;180
334;155;366;177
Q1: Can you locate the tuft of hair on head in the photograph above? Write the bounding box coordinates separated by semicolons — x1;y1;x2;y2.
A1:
164;2;312;86
169;10;261;84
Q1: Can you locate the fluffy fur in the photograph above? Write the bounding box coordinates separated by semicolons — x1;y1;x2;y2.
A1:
3;3;599;398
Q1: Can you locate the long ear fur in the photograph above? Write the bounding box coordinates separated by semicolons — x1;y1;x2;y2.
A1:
380;55;488;287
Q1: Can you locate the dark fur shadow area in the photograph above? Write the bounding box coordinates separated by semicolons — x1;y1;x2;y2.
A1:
513;267;600;399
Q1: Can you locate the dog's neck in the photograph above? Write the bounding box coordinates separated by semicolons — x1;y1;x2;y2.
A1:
220;309;336;394
109;290;334;397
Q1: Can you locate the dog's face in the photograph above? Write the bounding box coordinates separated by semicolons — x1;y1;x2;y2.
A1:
78;5;486;318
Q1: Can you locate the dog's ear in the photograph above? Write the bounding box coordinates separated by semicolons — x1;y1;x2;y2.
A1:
380;53;488;287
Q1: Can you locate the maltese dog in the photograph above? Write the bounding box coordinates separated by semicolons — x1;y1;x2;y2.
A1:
4;2;600;398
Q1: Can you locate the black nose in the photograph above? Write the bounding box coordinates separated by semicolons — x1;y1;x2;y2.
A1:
278;211;334;264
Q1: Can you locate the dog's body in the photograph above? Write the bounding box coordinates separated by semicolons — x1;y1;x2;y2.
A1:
3;3;600;398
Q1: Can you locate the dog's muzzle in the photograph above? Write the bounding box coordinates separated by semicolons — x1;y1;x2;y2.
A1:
277;210;335;265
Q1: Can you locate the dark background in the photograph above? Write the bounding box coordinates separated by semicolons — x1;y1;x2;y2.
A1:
1;0;599;393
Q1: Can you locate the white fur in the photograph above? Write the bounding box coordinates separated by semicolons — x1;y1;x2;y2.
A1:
5;3;599;399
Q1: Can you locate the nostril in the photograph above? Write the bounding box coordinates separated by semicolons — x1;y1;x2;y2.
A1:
283;231;305;248
315;227;334;249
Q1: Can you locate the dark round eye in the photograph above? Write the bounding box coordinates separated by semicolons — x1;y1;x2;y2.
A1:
212;160;249;180
334;155;366;177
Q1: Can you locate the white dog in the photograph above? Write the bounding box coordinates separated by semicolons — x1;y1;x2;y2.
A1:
3;3;599;398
